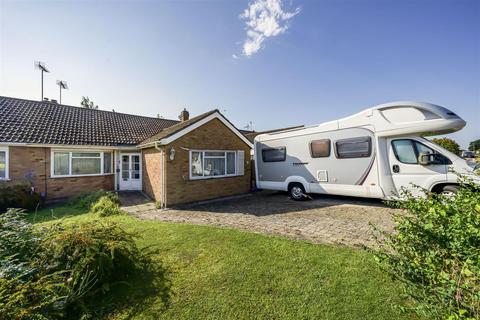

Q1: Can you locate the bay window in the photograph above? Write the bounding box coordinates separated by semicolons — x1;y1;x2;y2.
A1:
52;150;113;177
0;147;9;180
190;150;240;179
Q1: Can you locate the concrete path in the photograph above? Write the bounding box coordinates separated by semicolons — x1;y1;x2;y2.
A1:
119;191;398;248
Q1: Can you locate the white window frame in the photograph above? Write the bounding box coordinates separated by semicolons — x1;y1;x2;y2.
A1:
189;150;238;180
0;146;9;180
51;150;114;178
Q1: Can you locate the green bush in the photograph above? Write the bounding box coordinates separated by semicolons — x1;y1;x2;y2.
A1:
67;190;119;210
39;221;149;315
0;209;162;319
0;182;42;213
91;196;123;217
373;177;480;319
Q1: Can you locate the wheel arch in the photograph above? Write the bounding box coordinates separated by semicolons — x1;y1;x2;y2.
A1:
430;182;459;194
285;176;310;193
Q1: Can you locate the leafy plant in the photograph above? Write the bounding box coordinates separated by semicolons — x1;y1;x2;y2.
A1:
0;209;165;319
91;196;123;217
67;190;118;210
373;177;480;319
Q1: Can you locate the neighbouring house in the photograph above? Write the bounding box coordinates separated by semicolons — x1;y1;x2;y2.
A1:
0;96;252;207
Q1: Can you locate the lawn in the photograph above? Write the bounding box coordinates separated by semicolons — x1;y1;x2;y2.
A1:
29;204;417;320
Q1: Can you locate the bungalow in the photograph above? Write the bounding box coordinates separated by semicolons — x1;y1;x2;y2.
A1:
0;96;252;207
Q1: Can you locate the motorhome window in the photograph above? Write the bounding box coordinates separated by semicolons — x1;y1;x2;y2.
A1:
391;140;417;164
262;147;286;162
392;139;452;165
310;139;331;158
335;137;371;158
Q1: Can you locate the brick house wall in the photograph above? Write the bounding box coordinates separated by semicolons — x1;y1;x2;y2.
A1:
142;146;164;201
164;118;251;206
6;146;114;199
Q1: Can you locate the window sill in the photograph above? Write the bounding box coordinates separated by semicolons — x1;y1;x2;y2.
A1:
189;174;243;181
50;173;115;179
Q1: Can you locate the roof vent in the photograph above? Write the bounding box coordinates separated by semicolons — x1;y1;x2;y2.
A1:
50;99;58;104
43;97;49;102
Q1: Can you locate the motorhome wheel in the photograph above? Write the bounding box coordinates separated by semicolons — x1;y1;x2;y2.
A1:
440;185;459;197
289;183;305;201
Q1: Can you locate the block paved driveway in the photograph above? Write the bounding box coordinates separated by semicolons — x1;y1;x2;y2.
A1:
120;191;399;248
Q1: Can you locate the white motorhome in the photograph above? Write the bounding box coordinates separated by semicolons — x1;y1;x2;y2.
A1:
254;101;478;200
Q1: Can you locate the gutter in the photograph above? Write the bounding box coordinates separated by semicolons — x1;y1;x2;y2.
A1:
0;142;137;150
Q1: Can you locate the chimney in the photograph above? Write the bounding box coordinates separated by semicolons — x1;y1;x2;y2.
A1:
179;108;189;122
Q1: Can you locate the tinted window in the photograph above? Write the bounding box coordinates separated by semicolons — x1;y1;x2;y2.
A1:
262;147;286;162
310;139;330;158
335;137;371;158
392;139;451;165
392;140;417;164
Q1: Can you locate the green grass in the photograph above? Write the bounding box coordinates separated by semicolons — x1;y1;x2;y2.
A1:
29;204;417;320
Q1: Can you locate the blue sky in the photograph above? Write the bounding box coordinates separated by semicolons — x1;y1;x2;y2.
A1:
0;0;478;148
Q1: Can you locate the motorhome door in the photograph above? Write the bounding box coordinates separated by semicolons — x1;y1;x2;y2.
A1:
387;138;449;196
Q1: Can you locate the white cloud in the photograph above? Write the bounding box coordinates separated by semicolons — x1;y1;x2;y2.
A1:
238;0;300;57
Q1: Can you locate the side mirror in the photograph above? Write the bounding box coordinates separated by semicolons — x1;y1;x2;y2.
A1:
418;152;433;165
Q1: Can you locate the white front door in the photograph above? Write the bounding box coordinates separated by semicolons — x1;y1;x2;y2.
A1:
119;153;142;190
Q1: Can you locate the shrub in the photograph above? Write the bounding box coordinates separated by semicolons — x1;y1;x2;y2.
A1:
91;196;123;217
0;209;163;319
67;190;119;210
0;209;68;319
39;221;149;314
373;177;480;319
0;182;42;213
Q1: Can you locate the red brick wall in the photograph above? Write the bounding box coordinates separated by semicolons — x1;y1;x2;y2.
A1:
6;146;114;199
165;118;252;206
142;146;164;201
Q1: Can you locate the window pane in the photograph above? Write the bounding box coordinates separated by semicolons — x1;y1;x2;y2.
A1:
72;152;101;158
0;151;5;178
204;157;225;176
54;152;69;175
103;152;112;174
72;158;101;175
336;137;371;158
132;155;140;179
191;152;203;177
414;142;434;154
310;139;330;158
121;155;129;180
262;147;286;162
227;152;236;174
392;140;417;164
205;152;225;157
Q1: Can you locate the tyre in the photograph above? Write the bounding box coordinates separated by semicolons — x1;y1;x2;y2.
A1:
288;183;305;201
440;185;459;197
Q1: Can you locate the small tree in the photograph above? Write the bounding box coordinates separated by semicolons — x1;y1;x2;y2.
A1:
80;96;98;109
432;137;461;155
469;139;480;152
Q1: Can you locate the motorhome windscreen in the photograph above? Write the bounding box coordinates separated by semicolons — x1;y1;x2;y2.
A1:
310;139;331;158
335;137;371;158
262;147;286;162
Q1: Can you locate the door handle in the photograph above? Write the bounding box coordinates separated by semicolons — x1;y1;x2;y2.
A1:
392;164;400;173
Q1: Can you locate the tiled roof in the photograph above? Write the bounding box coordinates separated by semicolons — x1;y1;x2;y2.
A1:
139;109;219;146
0;96;179;146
